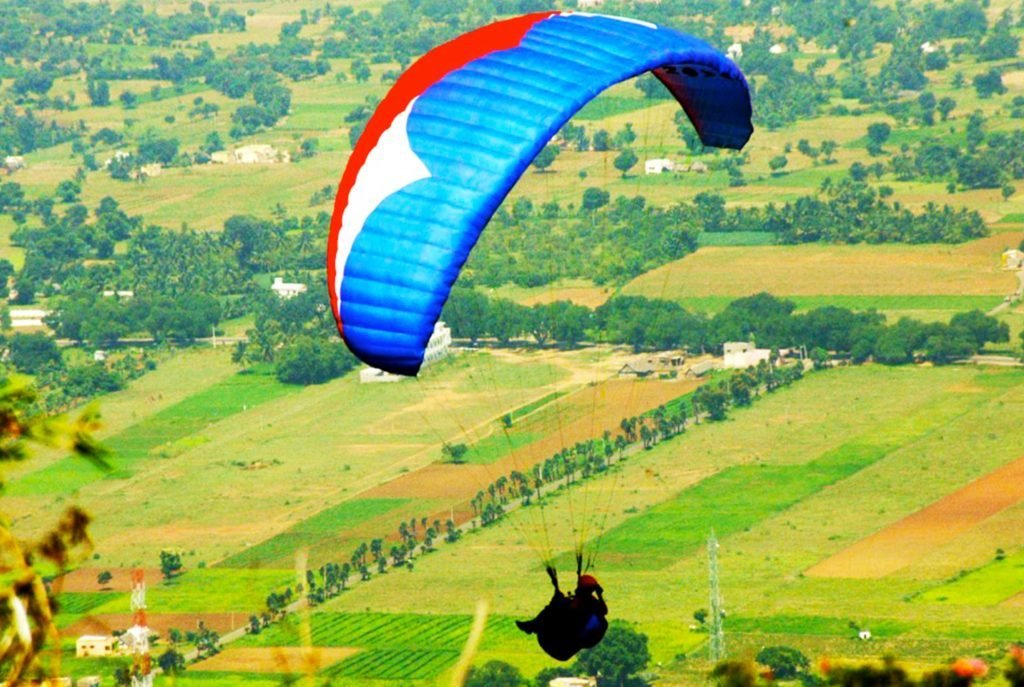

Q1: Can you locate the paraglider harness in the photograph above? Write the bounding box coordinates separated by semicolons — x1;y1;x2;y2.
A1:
516;555;609;661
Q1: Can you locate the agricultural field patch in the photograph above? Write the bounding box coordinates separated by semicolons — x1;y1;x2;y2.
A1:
364;378;698;505
87;568;294;615
916;549;1024;606
697;231;778;247
6;371;299;496
580;440;896;571
728;614;913;639
621;242;1015;301
808;455;1024;579
218;497;410;568
322;648;460;681
54;591;122;619
239;611;522;652
193;646;360;674
66;612;245;638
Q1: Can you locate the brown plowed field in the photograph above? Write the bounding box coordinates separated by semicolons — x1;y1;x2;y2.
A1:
193;646;359;673
363;378;697;501
56;568;163;593
66;612;242;637
807;456;1024;579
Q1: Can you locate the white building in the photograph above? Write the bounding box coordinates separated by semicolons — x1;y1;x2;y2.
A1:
1002;249;1024;269
234;144;289;164
726;43;743;60
723;341;771;369
769;43;786;54
422;320;452;366
360;321;452;383
101;289;134;299
9;308;49;328
4;155;25;171
550;678;597;687
271;276;307;299
690;160;708;174
644;158;674;174
920;41;938;54
76;635;117;658
576;0;604;7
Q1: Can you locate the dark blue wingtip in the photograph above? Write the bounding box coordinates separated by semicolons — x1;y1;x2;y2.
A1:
347;339;423;377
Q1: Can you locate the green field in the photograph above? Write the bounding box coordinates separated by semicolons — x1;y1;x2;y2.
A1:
917;550;1024;606
218;497;411;568
7;370;299;496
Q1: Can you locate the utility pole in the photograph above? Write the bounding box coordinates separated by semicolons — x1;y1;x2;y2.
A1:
708;531;725;662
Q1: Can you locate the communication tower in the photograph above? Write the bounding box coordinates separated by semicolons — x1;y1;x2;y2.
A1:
707;531;725;662
126;568;154;687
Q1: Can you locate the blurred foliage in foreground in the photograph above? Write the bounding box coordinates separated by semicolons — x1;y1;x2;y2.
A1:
0;376;106;684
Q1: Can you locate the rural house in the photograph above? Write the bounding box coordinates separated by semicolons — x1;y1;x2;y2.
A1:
9;308;49;329
75;635;117;657
723;341;771;369
645;158;674;174
549;678;597;687
4;155;25;171
727;43;743;60
617;362;654;378
271;276;307;299
1002;249;1024;269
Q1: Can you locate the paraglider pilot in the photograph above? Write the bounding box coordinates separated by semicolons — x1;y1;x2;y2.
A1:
516;560;608;661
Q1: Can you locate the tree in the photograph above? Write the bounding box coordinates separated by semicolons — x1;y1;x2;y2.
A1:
613;148;638;177
351;59;371;82
866;122;891;155
768;155;788;174
949;310;1009;350
9;333;62;374
160;549;183;580
582;187;610;212
441;442;469;463
937;97;956;121
275;336;357;385
756;646;810;680
466;660;524;687
97;570;113;587
693;608;708;625
532;144;559;172
820;139;837;164
87;79;111;106
574;622;650;687
157;648;186;675
974;69;1006;98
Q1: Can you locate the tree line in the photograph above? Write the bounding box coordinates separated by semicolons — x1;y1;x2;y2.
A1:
444;290;1009;365
462;183;986;290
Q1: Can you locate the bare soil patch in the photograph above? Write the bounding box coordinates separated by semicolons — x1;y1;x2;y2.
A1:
65;612;242;637
193;646;359;674
56;568;163;593
807;455;1024;578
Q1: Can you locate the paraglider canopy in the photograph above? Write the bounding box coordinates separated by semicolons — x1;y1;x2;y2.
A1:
328;11;753;375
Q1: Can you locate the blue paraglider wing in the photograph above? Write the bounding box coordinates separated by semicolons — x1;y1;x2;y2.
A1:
328;12;753;375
